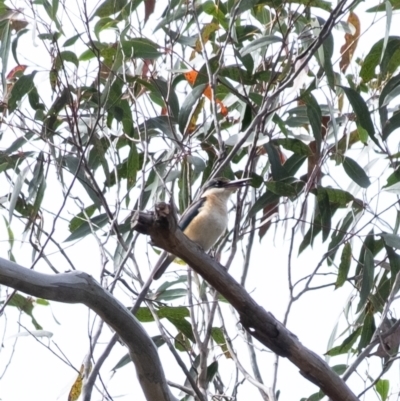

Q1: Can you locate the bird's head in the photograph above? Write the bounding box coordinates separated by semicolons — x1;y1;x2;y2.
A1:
202;177;251;198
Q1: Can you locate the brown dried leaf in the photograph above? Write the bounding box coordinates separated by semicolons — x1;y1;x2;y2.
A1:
144;0;155;23
259;200;279;240
339;12;360;73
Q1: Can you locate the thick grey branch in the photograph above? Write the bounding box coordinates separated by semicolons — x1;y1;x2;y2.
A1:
131;203;358;401
0;257;177;401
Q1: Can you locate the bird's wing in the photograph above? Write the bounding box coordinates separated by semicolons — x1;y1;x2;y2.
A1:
178;197;206;231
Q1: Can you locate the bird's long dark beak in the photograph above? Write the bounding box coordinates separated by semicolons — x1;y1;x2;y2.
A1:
222;178;252;189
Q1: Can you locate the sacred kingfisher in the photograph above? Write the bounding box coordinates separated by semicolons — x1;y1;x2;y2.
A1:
153;177;250;280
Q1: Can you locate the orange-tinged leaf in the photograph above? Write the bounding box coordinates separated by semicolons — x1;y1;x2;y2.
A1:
203;84;212;100
184;71;228;116
6;65;27;80
217;99;228;116
339;12;360;73
184;70;198;85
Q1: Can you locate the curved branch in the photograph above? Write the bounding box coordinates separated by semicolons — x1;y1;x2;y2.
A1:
0;257;177;401
132;203;358;401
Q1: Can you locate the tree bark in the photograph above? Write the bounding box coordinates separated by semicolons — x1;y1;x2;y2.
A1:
0;257;177;401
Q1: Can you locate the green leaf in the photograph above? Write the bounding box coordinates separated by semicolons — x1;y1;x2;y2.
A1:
211;327;230;358
174;331;191;352
157;306;190;319
328;211;357;266
8;293;42;330
178;161;190;212
94;17;119;39
379;72;400;127
376;379;390;401
155;288;187;301
301;391;325;401
322;30;335;90
382;112;400;140
367;0;400;12
342;157;371;188
6;131;35;153
371;272;391;312
167;317;194;342
135;307;154;322
299;212;322;254
127;143;138;190
112;353;131;370
302;92;322;154
220;65;254;85
339;86;379;147
331;364;347;375
64;214;109;242
63;33;81;47
240;35;282;57
69;205;97;232
155;5;197;31
357;248;374;312
386;245;400;288
59;50;78;67
236;0;258;14
360;36;400;82
8;72;37;113
152;335;165;348
79;48;96;61
317;187;355;207
317;188;331;242
335;243;352;289
358;311;376;351
178;84;206;134
381;233;400;249
264;143;287;181
284;154;307;177
326;327;362;356
94;0;127;17
121;38;162;59
266;181;304;198
248;190;280;218
206;361;219;383
289;0;331;11
62;155;102;207
381;82;400;107
276;138;312;156
9;166;29;223
149;78;180;120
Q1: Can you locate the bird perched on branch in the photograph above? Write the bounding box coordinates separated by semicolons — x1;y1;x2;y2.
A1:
153;177;250;280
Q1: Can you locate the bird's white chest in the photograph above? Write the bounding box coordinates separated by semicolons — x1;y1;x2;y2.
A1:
184;196;229;251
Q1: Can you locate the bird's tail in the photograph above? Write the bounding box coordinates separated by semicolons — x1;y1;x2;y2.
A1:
153;252;176;280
